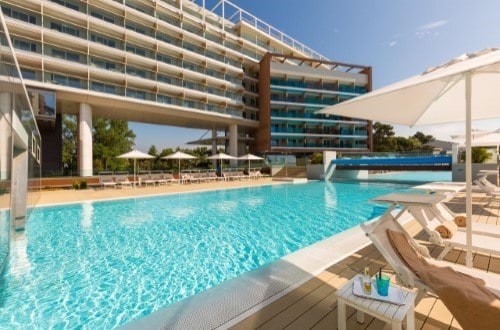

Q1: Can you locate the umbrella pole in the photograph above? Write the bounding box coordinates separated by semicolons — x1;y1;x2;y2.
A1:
179;158;181;184
134;158;137;188
465;72;473;268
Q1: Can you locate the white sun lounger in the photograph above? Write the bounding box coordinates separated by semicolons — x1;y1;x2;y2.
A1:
114;171;132;188
361;212;500;303
371;193;500;260
98;172;117;189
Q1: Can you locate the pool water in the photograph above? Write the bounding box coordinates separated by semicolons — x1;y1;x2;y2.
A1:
0;181;411;328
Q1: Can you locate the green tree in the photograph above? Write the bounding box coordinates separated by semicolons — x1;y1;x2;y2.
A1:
93;118;136;172
310;152;323;164
412;131;435;145
61;115;77;175
373;122;396;151
472;147;491;163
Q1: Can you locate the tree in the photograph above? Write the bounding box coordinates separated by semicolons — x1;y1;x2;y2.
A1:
61;115;77;175
472;147;491;163
93;118;136;172
412;131;435;145
373;122;396;151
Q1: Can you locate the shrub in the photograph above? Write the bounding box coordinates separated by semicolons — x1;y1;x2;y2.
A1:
79;180;87;189
311;152;323;164
72;180;79;190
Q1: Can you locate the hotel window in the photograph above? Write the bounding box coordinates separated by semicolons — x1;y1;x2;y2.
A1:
21;69;36;80
157;95;172;104
126;67;146;78
126;89;146;100
51;49;80;62
125;23;147;35
90;34;116;48
90;11;115;24
50;22;80;37
2;7;37;24
51;0;80;11
91;82;115;94
13;39;37;52
126;45;146;57
91;58;116;71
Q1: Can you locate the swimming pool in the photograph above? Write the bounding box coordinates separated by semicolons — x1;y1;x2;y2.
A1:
0;181;411;328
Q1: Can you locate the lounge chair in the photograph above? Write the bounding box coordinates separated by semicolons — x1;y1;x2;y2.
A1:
371;193;500;260
150;171;169;186
360;212;500;303
138;171;155;186
474;175;500;205
98;172;117;189
114;171;132;188
430;200;500;238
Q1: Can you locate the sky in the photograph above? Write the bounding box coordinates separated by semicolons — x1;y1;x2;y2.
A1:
131;0;500;151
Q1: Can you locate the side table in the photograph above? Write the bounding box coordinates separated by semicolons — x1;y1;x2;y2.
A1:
335;275;417;330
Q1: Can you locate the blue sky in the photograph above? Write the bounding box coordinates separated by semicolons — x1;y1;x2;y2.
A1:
131;0;500;151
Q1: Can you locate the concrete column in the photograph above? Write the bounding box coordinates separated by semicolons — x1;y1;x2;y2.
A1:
211;128;217;167
11;148;28;231
229;124;237;166
0;93;12;180
79;103;93;177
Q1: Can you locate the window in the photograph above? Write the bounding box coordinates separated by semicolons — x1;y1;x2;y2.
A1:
50;22;80;37
91;58;116;71
125;23;146;35
157;95;171;104
90;11;115;24
13;39;37;52
126;45;146;57
126;89;146;100
91;82;115;94
90;34;116;48
21;69;36;80
2;7;37;24
126;67;146;78
51;0;80;11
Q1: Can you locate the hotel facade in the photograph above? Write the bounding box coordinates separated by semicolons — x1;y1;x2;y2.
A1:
0;0;372;178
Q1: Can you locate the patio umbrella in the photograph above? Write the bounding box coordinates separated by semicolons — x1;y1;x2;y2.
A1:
237;153;264;173
207;152;236;173
117;149;155;187
317;48;500;267
161;151;197;179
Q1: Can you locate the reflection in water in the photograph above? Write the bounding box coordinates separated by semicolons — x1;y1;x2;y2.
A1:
9;233;31;277
81;201;93;229
0;210;9;268
324;181;338;208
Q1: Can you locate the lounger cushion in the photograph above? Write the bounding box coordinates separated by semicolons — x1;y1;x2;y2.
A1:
435;221;457;238
387;229;500;330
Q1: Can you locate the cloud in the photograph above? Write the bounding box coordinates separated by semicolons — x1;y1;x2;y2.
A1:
415;19;448;39
418;20;448;31
389;41;397;47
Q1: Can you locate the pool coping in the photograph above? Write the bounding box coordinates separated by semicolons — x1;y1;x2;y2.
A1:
122;210;412;330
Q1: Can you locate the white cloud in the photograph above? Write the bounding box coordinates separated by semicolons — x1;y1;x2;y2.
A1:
389;41;397;47
418;20;448;31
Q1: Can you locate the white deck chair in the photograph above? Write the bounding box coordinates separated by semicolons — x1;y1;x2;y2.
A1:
98;172;117;189
361;213;500;303
406;205;500;260
474;176;500;205
430;202;500;238
114;171;132;188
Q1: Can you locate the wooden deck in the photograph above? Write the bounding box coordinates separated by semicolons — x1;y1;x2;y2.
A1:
232;193;500;330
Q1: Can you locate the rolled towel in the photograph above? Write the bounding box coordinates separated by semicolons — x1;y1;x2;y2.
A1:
454;214;467;227
435;221;458;239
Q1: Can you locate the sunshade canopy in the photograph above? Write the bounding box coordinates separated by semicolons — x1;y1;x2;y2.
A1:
237;153;264;160
116;149;155;159
452;128;500;147
317;48;500;126
207;152;236;160
161;151;197;160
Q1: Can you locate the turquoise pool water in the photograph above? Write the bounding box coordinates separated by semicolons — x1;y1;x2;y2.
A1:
368;171;451;182
0;181;411;328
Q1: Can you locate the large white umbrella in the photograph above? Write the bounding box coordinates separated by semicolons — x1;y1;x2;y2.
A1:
117;149;155;187
237;153;264;173
161;151;197;180
208;152;236;174
317;48;500;267
452;128;500;147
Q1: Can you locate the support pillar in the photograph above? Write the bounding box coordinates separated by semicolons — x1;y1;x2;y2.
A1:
229;124;237;166
79;103;93;177
11;147;28;231
211;128;217;167
0;93;12;180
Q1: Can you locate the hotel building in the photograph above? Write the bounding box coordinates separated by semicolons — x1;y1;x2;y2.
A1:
0;0;372;177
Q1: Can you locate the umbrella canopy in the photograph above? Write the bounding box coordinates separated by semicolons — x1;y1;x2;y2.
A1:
208;152;236;174
452;128;500;147
161;151;197;180
317;48;500;268
116;149;155;187
207;152;236;160
237;153;264;173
